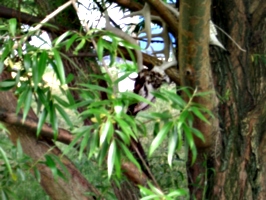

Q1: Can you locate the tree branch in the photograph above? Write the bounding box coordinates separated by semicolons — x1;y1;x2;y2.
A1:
0;109;152;186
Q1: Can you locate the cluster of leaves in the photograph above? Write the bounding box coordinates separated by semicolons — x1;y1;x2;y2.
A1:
0;17;212;199
63;73;152;178
0;133;33;200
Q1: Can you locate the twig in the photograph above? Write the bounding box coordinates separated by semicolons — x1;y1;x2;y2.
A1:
30;1;72;32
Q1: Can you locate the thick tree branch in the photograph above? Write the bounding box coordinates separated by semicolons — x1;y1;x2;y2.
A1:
0;109;151;186
0;4;180;85
0;109;74;144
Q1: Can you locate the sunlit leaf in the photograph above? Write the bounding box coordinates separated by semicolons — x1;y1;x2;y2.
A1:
149;121;173;156
52;49;66;84
168;129;178;167
166;189;188;197
8;18;17;37
114;71;133;85
100;118;113;146
54;31;72;47
1;41;13;61
107;140;116;178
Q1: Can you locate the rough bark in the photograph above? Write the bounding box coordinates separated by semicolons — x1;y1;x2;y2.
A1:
206;0;266;199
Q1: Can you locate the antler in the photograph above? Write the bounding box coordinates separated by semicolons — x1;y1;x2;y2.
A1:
105;11;144;70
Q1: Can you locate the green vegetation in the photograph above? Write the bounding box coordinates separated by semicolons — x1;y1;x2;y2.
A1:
0;4;210;200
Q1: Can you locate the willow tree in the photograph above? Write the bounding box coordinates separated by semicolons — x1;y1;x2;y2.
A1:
0;0;265;199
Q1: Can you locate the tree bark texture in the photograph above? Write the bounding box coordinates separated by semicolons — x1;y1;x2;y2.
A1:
201;0;266;199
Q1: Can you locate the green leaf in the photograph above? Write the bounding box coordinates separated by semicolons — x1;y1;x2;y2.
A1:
52;49;66;84
149;121;173;156
37;51;48;83
37;108;48;137
113;71;133;85
183;123;197;164
88;129;99;159
152;91;169;102
115;117;136;140
0;62;4;74
44;155;58;179
37;87;49;108
32;55;39;91
79;131;90;160
191;128;205;142
100;118;113;146
119;141;141;170
97;38;104;61
1;41;13;61
8;18;17;37
66;34;79;51
54;103;73;128
190;107;210;124
178;110;190;125
107;140;116;178
49;101;58;139
53;95;70;107
0;79;16;90
54;31;72;47
74;38;86;53
115;130;130;145
166;189;188;197
0;147;13;179
122;91;154;106
1;190;8;200
22;88;32;122
168;129;177;167
79;83;113;94
63;127;88;155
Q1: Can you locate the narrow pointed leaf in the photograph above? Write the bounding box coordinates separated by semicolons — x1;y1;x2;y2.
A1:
149;121;173;156
107;140;116;178
52;49;66;84
37;108;48;137
168;129;178;167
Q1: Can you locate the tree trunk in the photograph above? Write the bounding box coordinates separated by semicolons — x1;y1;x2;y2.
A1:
188;0;266;199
